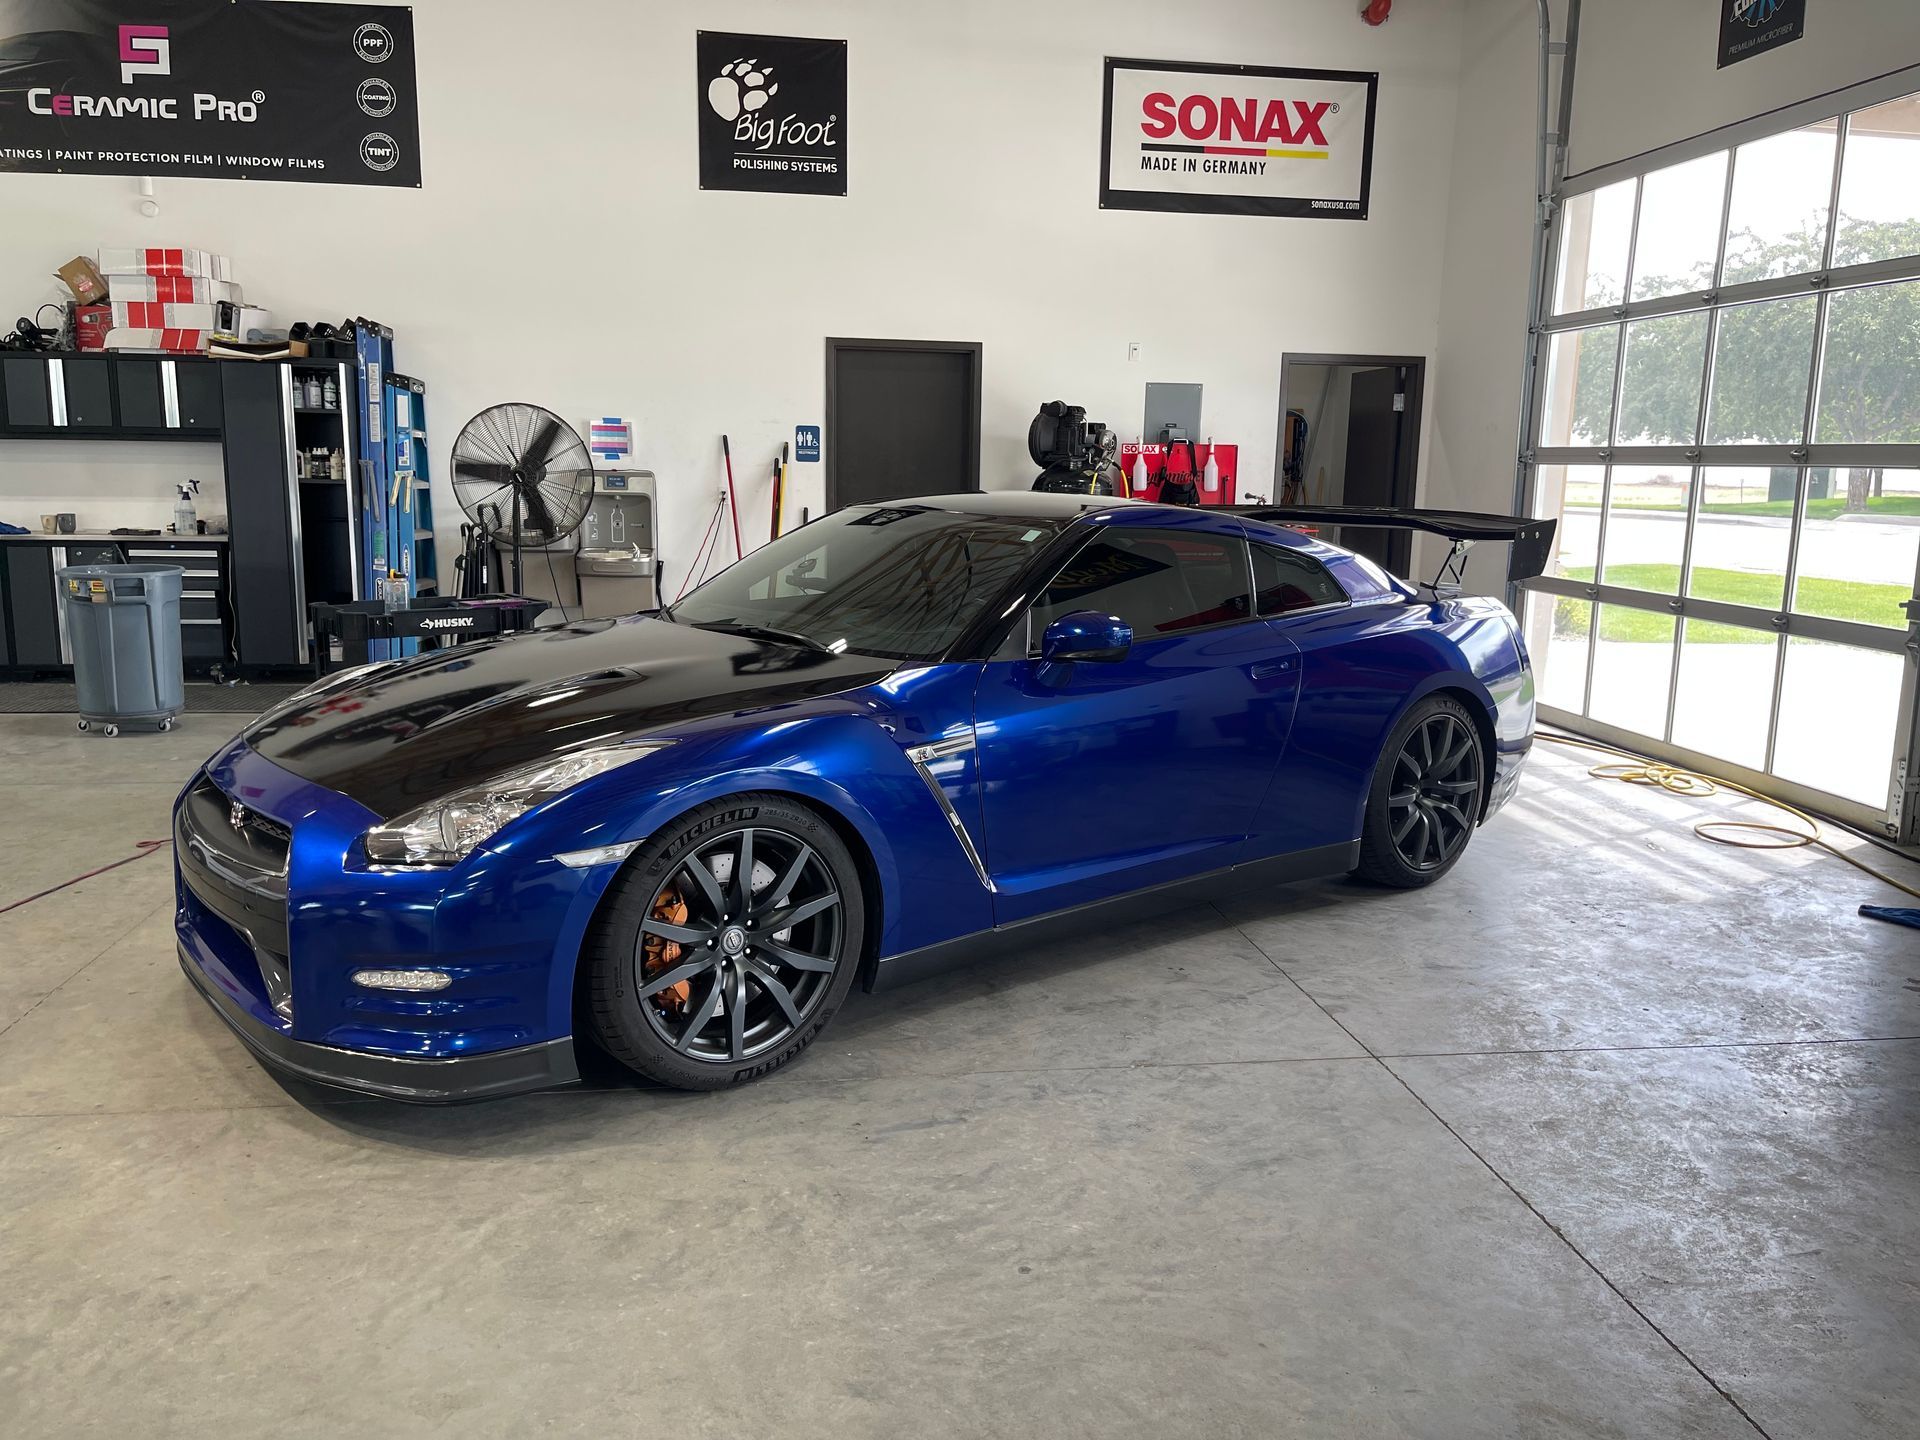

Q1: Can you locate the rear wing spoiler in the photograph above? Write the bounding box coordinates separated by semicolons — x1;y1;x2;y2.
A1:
1228;505;1557;593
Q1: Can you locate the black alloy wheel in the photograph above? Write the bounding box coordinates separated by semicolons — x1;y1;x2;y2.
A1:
1354;695;1485;888
635;826;842;1063
583;794;864;1090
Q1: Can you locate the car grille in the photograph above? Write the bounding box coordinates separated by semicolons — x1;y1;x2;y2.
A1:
177;775;293;1018
182;775;291;877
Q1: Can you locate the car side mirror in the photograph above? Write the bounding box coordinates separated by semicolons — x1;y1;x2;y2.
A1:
1040;610;1132;664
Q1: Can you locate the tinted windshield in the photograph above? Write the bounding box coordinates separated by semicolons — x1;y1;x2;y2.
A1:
670;504;1062;659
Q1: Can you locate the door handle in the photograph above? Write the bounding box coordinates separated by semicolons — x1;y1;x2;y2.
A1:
1249;657;1297;680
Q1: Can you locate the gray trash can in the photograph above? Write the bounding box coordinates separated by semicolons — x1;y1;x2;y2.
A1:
57;563;186;736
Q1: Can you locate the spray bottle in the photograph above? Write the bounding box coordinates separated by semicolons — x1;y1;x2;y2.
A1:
1130;438;1149;498
173;478;201;535
1201;438;1221;501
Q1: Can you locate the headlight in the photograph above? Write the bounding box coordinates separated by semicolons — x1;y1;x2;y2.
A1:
363;741;672;866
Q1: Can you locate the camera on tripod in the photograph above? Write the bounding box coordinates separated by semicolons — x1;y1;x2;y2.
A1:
1028;401;1121;495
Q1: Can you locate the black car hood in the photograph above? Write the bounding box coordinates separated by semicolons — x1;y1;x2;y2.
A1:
243;616;896;818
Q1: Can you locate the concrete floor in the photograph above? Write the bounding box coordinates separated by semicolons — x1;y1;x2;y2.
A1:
1;711;1917;1439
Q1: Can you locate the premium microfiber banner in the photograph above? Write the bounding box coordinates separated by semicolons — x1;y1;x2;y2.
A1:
1101;58;1376;219
0;0;421;186
1717;0;1805;69
697;30;846;196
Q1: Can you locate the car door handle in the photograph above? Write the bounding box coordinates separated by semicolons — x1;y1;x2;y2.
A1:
1249;657;1297;680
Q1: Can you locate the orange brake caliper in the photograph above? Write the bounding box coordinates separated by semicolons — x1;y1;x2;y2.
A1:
642;882;693;1012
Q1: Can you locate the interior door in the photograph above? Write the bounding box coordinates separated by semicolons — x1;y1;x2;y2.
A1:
826;340;980;509
972;523;1300;923
1342;366;1414;574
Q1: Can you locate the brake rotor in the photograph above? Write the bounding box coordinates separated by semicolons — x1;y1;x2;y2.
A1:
642;881;692;1012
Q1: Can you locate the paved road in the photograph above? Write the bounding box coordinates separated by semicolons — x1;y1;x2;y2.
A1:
1562;508;1920;592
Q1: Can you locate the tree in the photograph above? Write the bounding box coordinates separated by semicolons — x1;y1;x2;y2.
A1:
1566;218;1920;508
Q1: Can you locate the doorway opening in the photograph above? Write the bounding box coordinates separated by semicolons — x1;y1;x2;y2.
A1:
1277;353;1426;575
825;338;983;511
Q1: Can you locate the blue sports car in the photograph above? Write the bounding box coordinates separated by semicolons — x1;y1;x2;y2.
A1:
175;493;1551;1099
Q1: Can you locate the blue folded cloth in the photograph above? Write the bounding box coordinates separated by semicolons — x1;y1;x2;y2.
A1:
0;520;29;535
1859;905;1920;931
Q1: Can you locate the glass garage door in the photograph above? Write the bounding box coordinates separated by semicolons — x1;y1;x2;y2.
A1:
1521;89;1920;839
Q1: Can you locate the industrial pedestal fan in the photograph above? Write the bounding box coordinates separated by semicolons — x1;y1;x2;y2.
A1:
450;403;595;593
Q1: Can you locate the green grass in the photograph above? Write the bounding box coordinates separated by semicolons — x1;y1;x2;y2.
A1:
1564;495;1920;518
1554;564;1908;642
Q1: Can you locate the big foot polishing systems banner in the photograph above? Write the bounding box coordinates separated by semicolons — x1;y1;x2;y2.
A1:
0;0;420;186
697;30;847;196
1101;57;1376;220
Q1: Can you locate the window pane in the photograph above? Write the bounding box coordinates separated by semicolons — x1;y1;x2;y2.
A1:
1814;280;1920;443
1539;326;1617;446
1616;312;1709;445
1790;467;1920;630
1687;466;1792;611
1599;465;1691;592
1772;638;1903;808
1670;619;1776;772
1538;463;1603;580
1552;179;1635;313
1037;531;1249;638
1704;296;1817;444
1587;604;1675;737
1631;152;1728;301
1525;590;1591;715
1834;92;1920;268
1252;544;1346;615
1721;122;1836;284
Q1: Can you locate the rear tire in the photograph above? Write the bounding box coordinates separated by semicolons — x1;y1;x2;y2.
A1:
583;793;864;1091
1354;694;1486;889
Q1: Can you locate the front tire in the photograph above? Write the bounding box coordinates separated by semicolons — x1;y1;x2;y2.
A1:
583;794;865;1090
1354;694;1486;888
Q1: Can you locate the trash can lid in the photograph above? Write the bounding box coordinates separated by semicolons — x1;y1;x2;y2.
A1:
56;563;186;578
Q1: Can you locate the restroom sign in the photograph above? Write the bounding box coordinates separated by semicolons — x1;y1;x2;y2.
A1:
1100;57;1377;219
794;424;821;462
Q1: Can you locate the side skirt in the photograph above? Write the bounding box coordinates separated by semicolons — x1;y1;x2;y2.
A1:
867;840;1360;993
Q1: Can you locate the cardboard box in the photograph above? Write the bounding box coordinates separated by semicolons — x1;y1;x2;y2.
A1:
103;327;207;353
73;304;113;351
111;300;221;331
57;256;108;305
96;247;228;279
106;274;242;305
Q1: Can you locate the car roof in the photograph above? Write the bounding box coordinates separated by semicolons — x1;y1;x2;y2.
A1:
866;490;1317;548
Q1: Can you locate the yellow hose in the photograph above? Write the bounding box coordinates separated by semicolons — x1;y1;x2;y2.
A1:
1535;731;1920;902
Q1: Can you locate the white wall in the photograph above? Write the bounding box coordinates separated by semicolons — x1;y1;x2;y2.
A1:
1568;0;1920;177
1422;0;1558;592
2;0;1472;588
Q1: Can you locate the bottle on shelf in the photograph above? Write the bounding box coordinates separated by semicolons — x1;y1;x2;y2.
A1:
173;478;200;535
322;374;338;410
329;449;346;481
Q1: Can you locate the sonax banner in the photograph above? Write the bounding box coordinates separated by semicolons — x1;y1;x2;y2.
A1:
0;1;421;186
1101;58;1376;220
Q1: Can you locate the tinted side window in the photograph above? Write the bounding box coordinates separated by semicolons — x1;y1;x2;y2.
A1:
1253;543;1348;616
1034;530;1251;640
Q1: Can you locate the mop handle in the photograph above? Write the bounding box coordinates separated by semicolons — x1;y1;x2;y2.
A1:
722;434;744;559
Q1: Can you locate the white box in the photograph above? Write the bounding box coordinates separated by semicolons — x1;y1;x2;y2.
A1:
102;327;206;353
106;275;242;305
111;300;220;330
96;247;228;279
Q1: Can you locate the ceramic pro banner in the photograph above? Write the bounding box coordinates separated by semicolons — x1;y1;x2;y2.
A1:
0;0;420;186
1101;58;1376;220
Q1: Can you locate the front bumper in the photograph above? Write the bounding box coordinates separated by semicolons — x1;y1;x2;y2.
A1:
180;944;578;1102
175;734;616;1102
